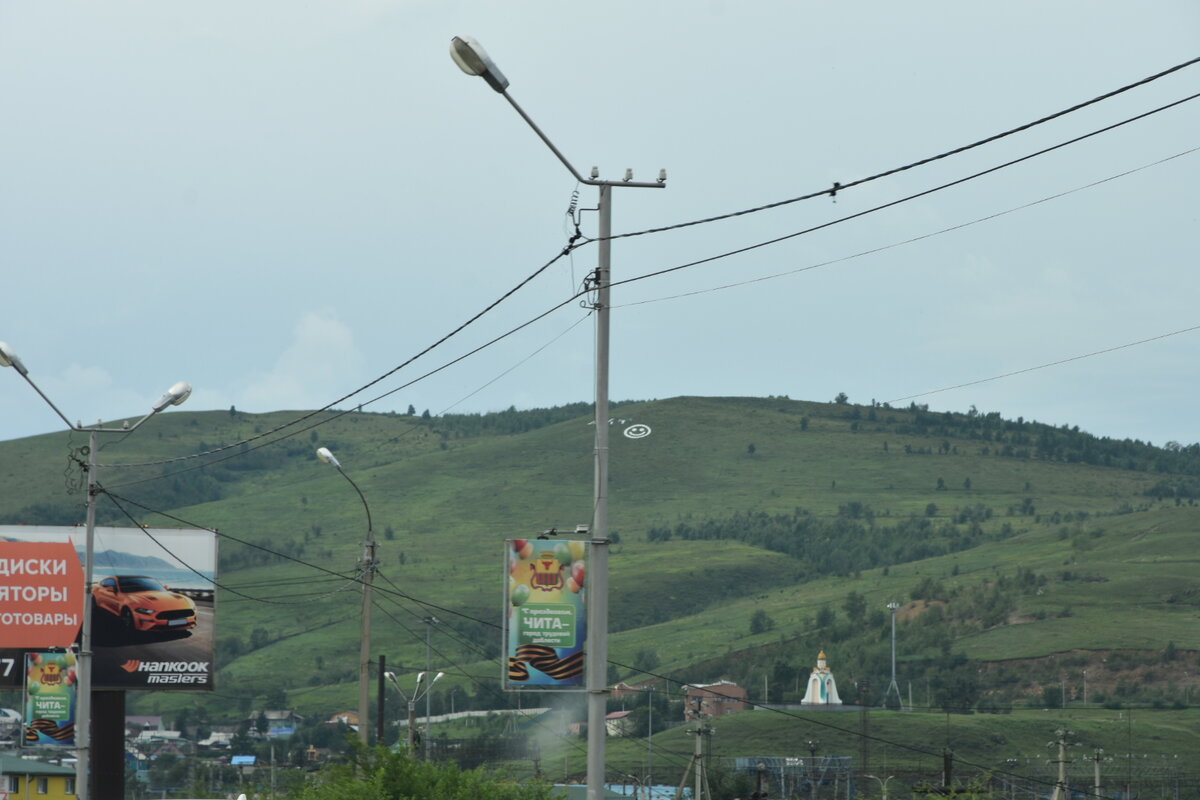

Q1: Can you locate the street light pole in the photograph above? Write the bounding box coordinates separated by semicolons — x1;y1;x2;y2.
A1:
865;774;894;800
316;447;375;745
1;341;191;800
385;670;443;757
885;602;901;708
448;37;665;800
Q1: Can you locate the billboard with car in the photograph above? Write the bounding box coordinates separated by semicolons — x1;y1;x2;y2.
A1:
0;525;216;691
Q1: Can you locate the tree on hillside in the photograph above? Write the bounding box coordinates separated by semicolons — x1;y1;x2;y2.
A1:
750;609;775;635
834;392;849;405
815;605;836;629
843;590;868;624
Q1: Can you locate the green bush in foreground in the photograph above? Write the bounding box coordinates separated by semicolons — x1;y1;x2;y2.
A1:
289;745;558;800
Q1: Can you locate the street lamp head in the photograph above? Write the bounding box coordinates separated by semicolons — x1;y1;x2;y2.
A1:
450;36;509;93
431;671;445;684
415;671;425;685
0;341;29;377
152;381;193;412
316;446;341;469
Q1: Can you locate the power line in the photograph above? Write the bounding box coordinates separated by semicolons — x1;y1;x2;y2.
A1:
99;243;579;471
614;146;1200;310
100;488;366;605
98;91;1199;489
602;55;1200;242
609;92;1200;291
887;323;1200;405
105;301;589;489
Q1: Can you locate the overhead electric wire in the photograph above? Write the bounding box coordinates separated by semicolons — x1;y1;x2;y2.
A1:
352;313;591;463
110;92;1197;495
613;145;1198;307
102;489;368;587
101;243;580;471
94;89;1197;490
106;302;590;490
608;91;1200;291
887;322;1200;405
600;55;1200;242
102;489;368;605
99;73;1198;476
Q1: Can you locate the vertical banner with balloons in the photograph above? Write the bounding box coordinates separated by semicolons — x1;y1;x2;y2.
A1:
503;538;588;690
24;651;77;746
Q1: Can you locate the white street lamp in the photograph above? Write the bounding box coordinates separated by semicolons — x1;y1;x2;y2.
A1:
449;38;666;800
0;340;190;800
316;446;376;745
385;670;444;756
865;774;895;800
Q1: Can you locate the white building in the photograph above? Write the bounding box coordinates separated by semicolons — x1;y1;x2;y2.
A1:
800;650;842;705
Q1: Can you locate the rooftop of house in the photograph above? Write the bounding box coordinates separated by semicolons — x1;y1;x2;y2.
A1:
0;754;76;776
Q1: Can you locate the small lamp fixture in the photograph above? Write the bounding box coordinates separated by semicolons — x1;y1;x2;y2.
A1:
0;342;28;376
450;36;509;93
316;446;341;469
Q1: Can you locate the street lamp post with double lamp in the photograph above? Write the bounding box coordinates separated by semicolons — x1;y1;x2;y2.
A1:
0;340;191;800
385;670;444;755
316;446;376;745
448;36;666;800
865;774;895;800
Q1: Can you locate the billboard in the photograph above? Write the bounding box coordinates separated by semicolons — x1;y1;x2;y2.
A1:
0;540;85;648
0;525;217;691
503;538;588;690
24;651;77;747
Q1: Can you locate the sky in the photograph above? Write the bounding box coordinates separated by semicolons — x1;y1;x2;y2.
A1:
2;2;1198;448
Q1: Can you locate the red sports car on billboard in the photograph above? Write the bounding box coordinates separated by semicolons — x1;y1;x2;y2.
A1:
91;575;197;634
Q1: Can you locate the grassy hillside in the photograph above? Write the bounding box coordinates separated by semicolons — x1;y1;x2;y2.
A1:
1;395;1198;779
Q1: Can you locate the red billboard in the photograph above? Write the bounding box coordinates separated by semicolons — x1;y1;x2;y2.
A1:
0;541;85;649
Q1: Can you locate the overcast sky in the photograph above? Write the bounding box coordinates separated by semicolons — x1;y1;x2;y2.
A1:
2;2;1198;448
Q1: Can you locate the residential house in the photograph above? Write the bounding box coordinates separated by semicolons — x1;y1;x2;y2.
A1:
683;680;748;720
0;754;76;799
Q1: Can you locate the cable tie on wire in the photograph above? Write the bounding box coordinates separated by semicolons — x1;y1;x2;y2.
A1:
830;181;841;202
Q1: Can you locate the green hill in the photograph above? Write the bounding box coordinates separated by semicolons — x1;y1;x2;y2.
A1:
1;396;1198;785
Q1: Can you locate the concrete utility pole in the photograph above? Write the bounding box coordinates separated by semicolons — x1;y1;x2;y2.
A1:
423;615;439;759
807;740;820;800
448;38;666;800
1091;747;1105;800
676;696;712;800
647;686;654;793
317;446;375;745
1048;729;1073;800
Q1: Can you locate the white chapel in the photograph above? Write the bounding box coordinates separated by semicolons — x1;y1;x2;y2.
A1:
800;650;842;705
